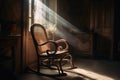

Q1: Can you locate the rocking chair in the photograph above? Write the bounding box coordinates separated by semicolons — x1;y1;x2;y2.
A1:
29;23;75;76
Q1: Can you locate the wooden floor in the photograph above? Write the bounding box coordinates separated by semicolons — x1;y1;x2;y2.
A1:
0;58;120;80
19;58;120;80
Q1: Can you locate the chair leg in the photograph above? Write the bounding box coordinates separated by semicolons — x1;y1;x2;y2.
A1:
51;64;61;75
59;57;68;76
59;62;67;76
69;55;75;68
60;54;76;70
59;60;64;74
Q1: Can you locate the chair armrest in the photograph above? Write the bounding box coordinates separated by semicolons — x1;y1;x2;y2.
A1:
38;40;58;55
55;39;69;50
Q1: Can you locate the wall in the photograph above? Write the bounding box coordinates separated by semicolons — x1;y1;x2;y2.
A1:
57;0;114;59
0;0;22;73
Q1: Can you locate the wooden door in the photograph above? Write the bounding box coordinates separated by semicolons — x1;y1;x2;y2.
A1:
90;0;114;59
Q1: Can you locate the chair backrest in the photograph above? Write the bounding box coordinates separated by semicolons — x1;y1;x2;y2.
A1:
31;24;50;54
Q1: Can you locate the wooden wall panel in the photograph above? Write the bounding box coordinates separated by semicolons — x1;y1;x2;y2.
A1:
0;0;22;73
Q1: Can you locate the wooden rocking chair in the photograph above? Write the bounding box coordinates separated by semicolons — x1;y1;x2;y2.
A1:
28;23;75;76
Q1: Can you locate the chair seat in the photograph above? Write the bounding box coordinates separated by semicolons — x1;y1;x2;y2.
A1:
40;50;69;57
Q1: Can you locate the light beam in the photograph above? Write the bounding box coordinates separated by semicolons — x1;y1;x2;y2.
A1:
34;0;89;50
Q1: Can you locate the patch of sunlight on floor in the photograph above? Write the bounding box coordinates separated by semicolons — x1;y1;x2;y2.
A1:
40;68;60;75
70;68;114;80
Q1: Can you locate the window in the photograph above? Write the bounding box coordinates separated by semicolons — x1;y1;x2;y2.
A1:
29;0;57;31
